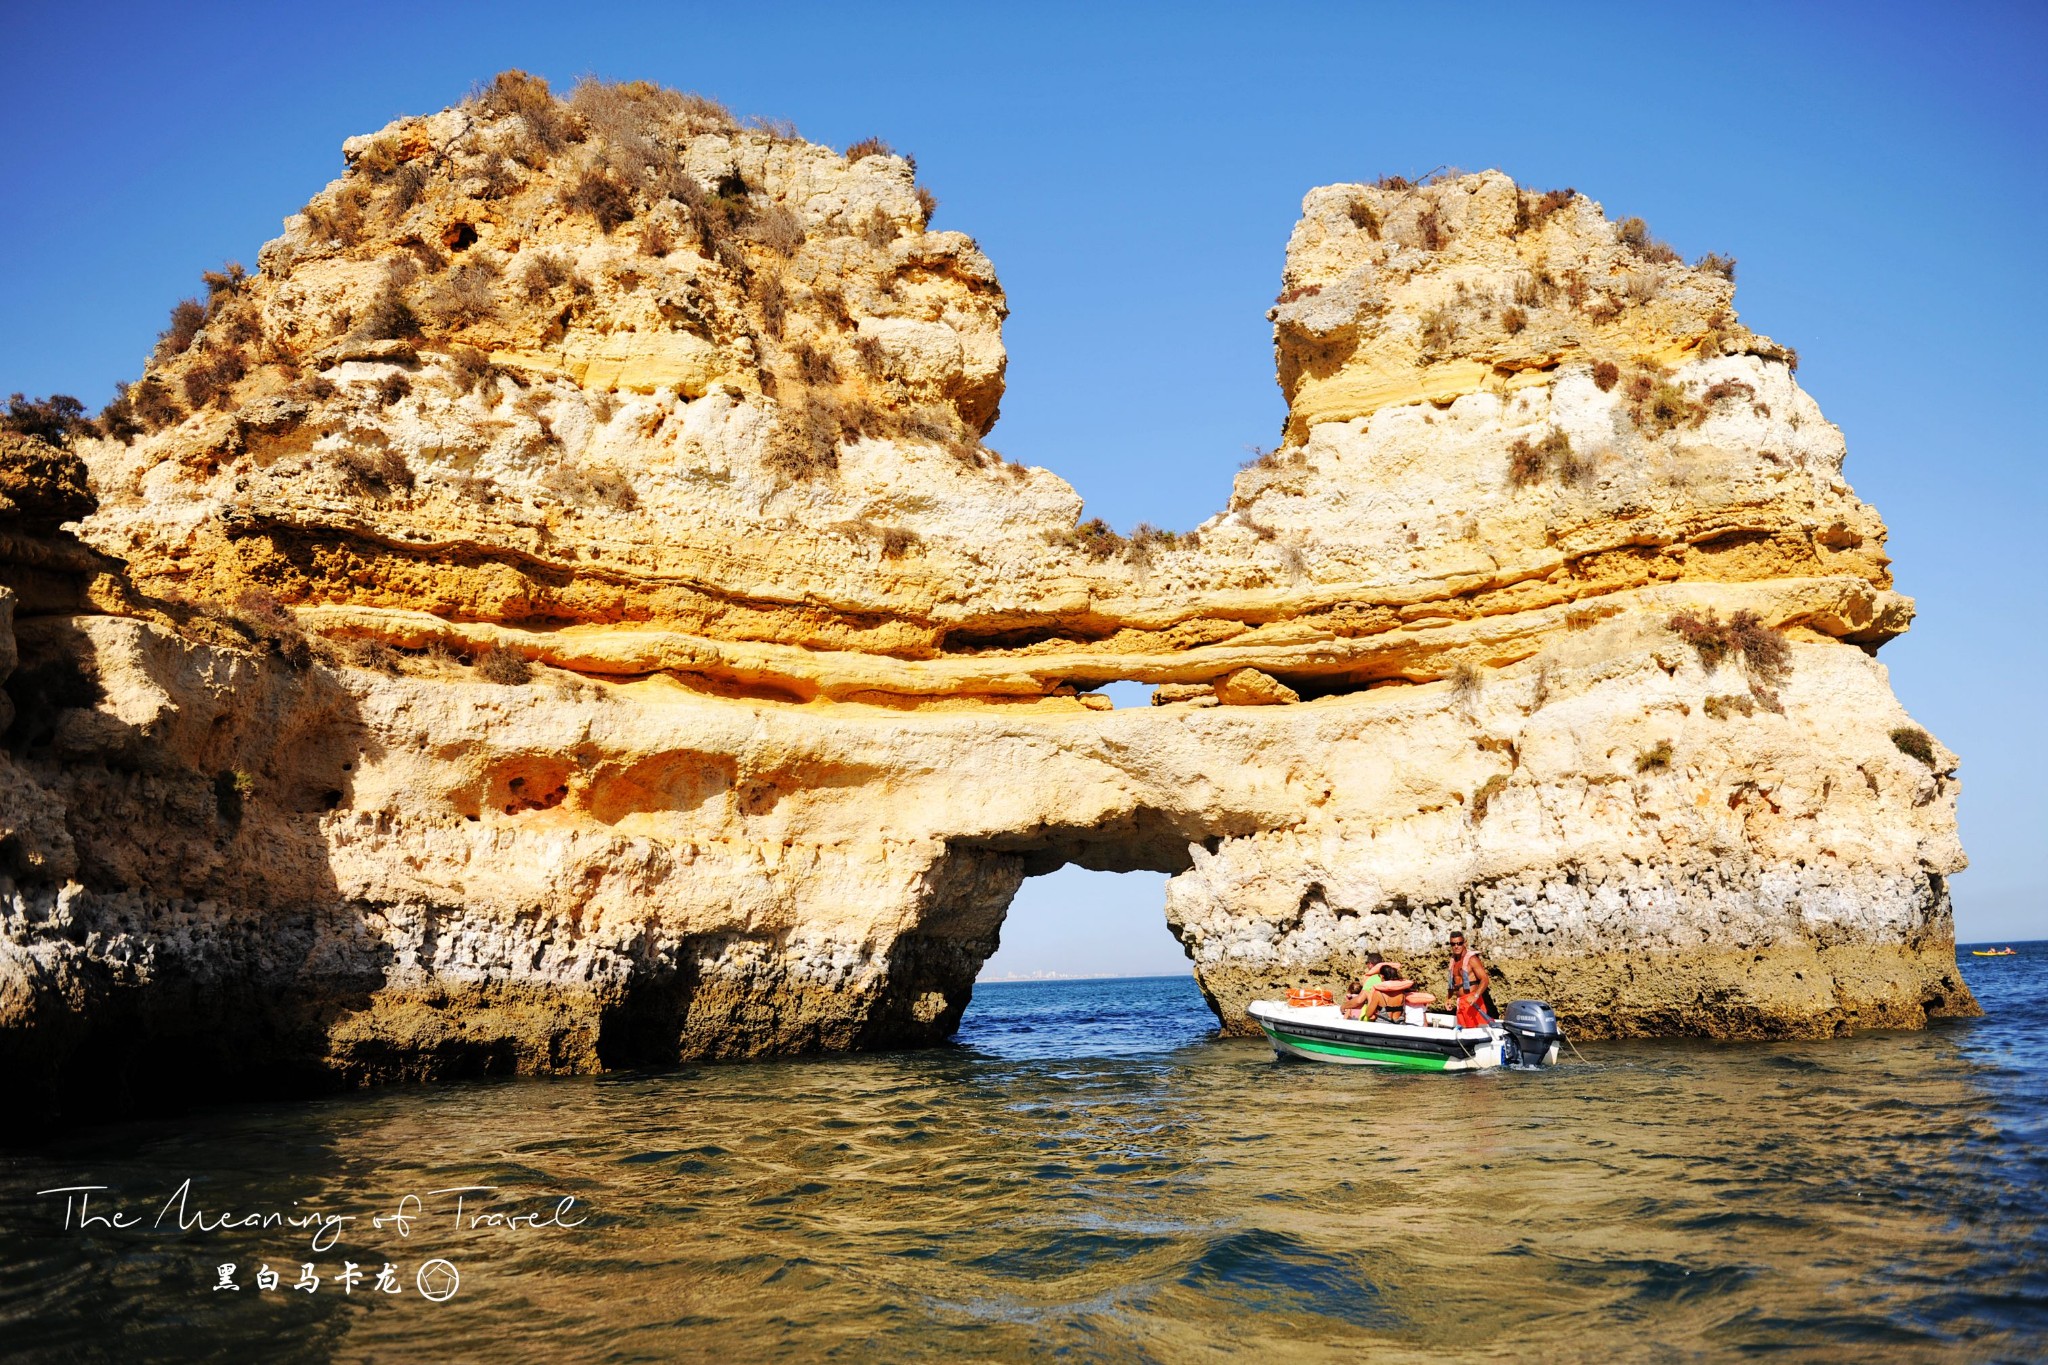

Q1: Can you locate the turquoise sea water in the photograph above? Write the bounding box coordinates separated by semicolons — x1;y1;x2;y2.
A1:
1;948;2043;1361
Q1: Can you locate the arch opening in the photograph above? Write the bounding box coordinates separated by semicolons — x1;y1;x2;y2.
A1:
974;865;1191;983
957;863;1211;1059
891;806;1261;1050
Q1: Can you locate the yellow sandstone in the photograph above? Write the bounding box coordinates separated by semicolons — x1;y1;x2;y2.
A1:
0;79;1974;1122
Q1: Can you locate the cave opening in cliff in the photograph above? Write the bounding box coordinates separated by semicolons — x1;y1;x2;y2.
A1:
1096;680;1155;709
972;866;1189;983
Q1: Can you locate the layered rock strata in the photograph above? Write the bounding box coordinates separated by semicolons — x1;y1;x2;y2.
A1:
1;77;1973;1126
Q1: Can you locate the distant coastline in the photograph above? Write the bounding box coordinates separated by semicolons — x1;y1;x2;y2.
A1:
976;971;1197;985
980;944;2041;986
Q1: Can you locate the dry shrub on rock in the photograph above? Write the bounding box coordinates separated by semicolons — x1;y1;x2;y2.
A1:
423;261;499;328
1419;306;1457;354
1514;187;1576;232
445;345;503;396
356;271;420;341
120;378;184;433
476;645;533;685
96;385;143;442
1616;215;1680;264
476;70;571;165
154;299;207;362
1416;206;1445;251
2;393;94;445
857;207;897;249
381;162;431;223
1690;379;1757;425
1890;726;1935;766
1668;608;1790;695
1623;370;1698;432
762;392;857;480
1703;693;1757;720
230;590;312;668
1506;429;1588;488
790;339;837;386
565;170;636;233
518;252;575;300
335;445;415;496
570;77;684;186
303;183;370;247
475;152;522;200
1124;523;1189;567
326;637;404;673
745;204;805;255
674;91;737;131
181;348;248;409
1052;517;1126;561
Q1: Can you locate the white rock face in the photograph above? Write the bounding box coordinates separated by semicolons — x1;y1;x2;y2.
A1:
0;84;1973;1126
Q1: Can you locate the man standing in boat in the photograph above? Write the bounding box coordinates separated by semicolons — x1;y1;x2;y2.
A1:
1448;932;1496;1026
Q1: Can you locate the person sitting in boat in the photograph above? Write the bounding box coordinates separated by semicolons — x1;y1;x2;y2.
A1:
1448;932;1496;1026
1346;957;1413;1023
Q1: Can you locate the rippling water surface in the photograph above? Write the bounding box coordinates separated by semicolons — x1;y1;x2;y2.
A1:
3;950;2045;1361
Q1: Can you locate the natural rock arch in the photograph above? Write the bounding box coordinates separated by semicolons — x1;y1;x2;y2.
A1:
1;76;1977;1129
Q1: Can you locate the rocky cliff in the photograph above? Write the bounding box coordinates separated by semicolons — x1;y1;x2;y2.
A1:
1;75;1974;1127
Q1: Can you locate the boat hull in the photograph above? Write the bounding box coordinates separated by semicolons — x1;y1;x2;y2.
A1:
1246;1001;1506;1071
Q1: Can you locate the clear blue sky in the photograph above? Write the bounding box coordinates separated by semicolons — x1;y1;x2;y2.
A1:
5;2;2041;962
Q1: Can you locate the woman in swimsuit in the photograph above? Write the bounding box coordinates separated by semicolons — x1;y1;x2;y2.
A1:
1358;957;1411;1024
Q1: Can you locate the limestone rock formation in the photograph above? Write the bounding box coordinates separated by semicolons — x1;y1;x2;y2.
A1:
0;77;1974;1126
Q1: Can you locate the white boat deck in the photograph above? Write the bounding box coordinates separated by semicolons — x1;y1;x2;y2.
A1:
1248;1001;1499;1043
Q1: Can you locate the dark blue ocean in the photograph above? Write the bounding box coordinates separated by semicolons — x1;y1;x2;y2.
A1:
1;946;2043;1361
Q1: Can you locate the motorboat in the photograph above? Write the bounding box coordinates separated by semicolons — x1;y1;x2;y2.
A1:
1247;997;1562;1071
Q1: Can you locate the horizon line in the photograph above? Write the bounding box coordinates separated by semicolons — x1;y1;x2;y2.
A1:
975;971;1197;984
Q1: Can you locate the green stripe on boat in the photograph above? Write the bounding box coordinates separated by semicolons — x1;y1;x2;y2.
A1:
1259;1025;1454;1070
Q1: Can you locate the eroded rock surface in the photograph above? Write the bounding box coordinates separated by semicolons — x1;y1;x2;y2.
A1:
1;77;1973;1127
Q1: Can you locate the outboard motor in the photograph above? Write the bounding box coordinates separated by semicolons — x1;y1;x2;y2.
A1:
1499;999;1561;1068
